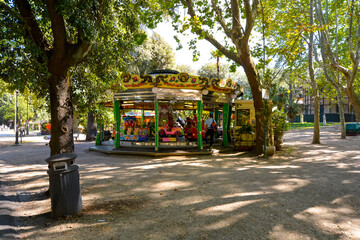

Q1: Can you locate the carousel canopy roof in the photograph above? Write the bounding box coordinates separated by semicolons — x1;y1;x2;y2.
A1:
117;72;241;95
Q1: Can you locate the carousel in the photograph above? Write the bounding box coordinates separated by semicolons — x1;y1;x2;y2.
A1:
92;70;243;155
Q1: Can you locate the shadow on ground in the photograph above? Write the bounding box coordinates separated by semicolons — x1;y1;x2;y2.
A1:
0;127;359;239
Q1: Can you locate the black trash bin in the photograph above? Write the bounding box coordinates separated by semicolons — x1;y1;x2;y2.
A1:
46;153;82;217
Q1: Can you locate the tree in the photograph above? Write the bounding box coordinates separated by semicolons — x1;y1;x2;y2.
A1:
128;32;176;74
0;90;49;126
315;0;360;121
313;2;347;139
176;64;197;75
309;0;320;144
198;63;228;79
1;0;164;155
173;0;265;154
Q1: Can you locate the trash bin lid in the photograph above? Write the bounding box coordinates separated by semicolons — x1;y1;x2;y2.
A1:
46;153;77;165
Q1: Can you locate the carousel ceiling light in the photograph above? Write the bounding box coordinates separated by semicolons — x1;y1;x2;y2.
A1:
152;87;158;93
201;89;209;95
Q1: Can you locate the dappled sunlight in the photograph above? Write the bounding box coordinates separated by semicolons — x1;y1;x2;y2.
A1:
18;199;50;217
43;222;99;235
178;196;212;206
294;202;360;239
203;213;248;231
7;171;47;181
1;126;359;239
80;165;121;173
257;165;300;169
222;191;271;199
196;200;261;216
81;175;113;181
271;179;309;192
152;180;192;192
269;224;316;239
127;160;214;170
0;164;46;173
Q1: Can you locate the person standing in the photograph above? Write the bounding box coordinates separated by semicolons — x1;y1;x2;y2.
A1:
204;113;216;147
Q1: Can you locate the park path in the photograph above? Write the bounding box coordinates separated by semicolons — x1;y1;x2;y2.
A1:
0;125;359;239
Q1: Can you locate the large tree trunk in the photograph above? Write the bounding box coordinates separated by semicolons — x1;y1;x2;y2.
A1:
309;0;320;144
86;111;97;141
242;55;265;155
313;95;321;144
48;69;74;155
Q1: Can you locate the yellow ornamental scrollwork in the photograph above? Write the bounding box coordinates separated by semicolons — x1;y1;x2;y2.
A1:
121;73;131;83
178;73;189;82
140;75;153;83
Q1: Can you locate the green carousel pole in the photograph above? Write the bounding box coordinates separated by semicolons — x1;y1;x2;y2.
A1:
215;108;219;139
95;121;102;146
113;100;120;148
155;99;159;151
197;101;203;150
223;103;230;146
101;123;104;141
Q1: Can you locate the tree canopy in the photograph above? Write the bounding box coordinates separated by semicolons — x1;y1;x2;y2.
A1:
1;0;166;155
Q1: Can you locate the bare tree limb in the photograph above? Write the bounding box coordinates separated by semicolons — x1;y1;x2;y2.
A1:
231;0;242;40
211;0;232;39
347;0;356;62
243;0;259;43
185;0;242;64
315;0;351;79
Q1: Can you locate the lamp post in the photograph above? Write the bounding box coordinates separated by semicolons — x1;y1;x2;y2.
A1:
26;95;29;135
262;89;269;157
14;90;19;145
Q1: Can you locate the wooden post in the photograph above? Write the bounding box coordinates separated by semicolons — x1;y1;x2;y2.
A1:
223;103;229;146
155;99;159;151
113;100;120;148
197;101;203;150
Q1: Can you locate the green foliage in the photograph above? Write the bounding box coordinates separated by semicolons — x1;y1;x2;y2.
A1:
128;32;176;74
272;108;289;149
0;0;168;109
176;64;197;75
285;101;301;120
0;91;49;125
236;123;254;134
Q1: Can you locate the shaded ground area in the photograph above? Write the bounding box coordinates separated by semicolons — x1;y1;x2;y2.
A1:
0;125;359;239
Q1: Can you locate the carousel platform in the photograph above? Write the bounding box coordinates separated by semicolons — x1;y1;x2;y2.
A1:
89;141;217;156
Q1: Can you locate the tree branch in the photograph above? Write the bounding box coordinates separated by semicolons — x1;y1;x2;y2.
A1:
315;0;351;79
211;0;232;39
69;41;92;65
231;0;242;40
14;0;50;51
45;0;67;54
1;2;22;21
185;0;242;64
347;0;356;63
243;0;259;43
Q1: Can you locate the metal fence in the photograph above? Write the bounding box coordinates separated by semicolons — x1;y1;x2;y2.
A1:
292;113;357;123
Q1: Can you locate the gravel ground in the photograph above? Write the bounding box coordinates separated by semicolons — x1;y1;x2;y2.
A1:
0;126;359;240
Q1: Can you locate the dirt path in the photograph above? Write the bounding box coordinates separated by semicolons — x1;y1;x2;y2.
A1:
0;126;359;239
